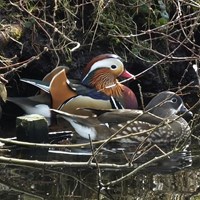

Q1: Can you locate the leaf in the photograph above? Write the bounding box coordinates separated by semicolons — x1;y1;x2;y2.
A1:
9;24;23;40
0;81;7;102
158;18;169;26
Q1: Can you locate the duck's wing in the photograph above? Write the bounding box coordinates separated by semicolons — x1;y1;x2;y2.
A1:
42;66;70;83
98;110;164;125
49;69;77;109
59;95;115;116
8;93;51;106
7;93;51;119
20;78;50;93
51;109;111;140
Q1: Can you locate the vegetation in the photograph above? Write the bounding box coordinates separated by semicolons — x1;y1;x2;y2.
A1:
0;1;200;199
0;0;198;99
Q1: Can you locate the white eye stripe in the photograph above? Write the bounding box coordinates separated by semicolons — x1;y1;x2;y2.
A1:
85;58;123;75
171;97;177;103
163;98;179;105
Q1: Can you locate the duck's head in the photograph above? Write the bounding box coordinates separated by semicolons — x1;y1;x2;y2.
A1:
145;91;193;120
81;54;134;97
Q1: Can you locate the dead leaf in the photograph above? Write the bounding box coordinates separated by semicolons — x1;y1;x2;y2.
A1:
0;81;7;102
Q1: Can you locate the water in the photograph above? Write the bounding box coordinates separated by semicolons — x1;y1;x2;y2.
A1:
0;118;199;199
0;138;199;200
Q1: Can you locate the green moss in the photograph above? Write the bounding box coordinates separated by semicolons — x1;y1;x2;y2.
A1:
0;0;6;9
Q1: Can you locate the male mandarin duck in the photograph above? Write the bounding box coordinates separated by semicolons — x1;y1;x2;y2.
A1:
51;91;193;144
20;54;138;116
6;93;52;124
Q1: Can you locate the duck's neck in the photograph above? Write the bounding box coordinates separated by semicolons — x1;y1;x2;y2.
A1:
95;80;123;97
82;69;123;97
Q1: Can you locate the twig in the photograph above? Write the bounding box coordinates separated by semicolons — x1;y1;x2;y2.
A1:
88;135;104;190
138;84;144;110
3;47;49;78
10;0;80;53
101;148;179;187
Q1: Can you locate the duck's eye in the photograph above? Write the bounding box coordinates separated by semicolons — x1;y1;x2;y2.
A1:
111;65;117;69
171;98;177;103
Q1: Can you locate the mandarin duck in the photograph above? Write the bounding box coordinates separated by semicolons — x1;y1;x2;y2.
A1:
6;93;52;124
51;91;193;144
20;54;138;116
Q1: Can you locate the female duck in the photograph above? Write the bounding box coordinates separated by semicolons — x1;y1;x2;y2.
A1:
51;91;192;144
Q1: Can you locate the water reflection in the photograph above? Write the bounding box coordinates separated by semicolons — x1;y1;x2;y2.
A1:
0;142;198;200
0;117;199;199
0;160;199;200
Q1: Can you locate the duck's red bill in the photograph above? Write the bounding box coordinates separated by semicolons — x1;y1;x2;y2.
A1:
120;70;136;80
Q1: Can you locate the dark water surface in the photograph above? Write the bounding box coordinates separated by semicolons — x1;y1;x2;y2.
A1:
0;118;199;200
0;140;199;200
